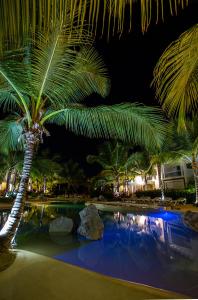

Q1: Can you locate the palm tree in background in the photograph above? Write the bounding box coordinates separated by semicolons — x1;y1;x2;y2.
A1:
0;0;189;51
0;26;166;251
153;24;198;127
149;125;186;200
27;154;63;194
153;25;198;200
0;151;23;195
87;142;151;195
175;119;198;204
87;142;130;194
57;160;85;196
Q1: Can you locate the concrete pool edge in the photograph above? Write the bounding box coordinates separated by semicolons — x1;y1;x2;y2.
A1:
0;250;187;300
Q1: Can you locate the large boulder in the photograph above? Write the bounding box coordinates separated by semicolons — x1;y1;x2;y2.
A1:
77;204;104;240
183;211;198;232
49;216;73;234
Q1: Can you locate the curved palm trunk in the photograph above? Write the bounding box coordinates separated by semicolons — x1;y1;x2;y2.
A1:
0;132;36;252
157;163;165;201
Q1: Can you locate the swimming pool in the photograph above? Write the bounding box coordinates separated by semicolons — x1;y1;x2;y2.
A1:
1;203;198;297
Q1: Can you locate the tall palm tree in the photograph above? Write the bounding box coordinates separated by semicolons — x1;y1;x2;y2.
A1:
150;151;178;201
0;0;189;50
0;27;166;251
175;119;198;204
149;124;186;200
152;24;198;127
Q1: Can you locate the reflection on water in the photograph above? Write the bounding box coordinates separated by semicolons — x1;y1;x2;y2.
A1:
1;204;198;297
54;209;198;297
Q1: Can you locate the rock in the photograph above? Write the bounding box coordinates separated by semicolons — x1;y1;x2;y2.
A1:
77;204;104;240
49;216;73;234
183;211;198;232
98;195;105;201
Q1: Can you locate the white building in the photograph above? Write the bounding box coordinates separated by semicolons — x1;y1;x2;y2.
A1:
162;161;194;190
125;160;194;194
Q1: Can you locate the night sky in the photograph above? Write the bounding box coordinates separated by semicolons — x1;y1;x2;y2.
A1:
41;0;198;175
16;1;198;175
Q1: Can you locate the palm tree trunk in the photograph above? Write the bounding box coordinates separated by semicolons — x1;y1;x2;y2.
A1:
157;163;165;201
0;132;36;252
116;175;120;194
192;154;198;204
43;176;47;194
194;173;198;204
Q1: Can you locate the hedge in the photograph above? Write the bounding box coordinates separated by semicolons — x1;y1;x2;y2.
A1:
135;189;196;204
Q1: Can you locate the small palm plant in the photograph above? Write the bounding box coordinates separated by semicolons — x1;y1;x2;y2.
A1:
0;27;166;251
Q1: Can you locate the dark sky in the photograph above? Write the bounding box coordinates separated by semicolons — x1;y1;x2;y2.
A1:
40;1;198;174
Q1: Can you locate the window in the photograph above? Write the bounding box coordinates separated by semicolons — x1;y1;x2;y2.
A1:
164;165;182;178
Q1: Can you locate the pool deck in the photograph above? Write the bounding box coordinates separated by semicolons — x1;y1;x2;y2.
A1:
0;250;187;300
1;199;198;213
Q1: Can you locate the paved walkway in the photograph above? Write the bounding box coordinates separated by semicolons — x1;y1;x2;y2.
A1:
0;250;186;300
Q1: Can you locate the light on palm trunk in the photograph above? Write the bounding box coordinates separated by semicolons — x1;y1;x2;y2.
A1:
0;132;37;252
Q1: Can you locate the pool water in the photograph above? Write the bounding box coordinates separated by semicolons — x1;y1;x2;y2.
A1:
1;203;198;297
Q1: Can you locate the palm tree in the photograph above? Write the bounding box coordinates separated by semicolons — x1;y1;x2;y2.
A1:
175;119;198;204
150;151;177;201
87;142;150;195
0;27;166;251
87;142;129;194
148;124;181;199
152;24;198;127
27;151;63;194
0;151;23;195
57;160;85;196
0;0;189;50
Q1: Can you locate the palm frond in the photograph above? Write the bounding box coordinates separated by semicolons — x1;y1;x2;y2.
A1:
152;24;198;122
54;46;110;104
31;27;92;110
45;102;166;150
0;88;20;112
0;60;31;123
0;117;24;154
0;0;189;49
